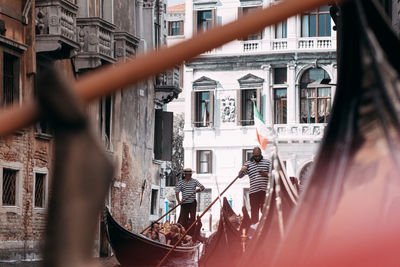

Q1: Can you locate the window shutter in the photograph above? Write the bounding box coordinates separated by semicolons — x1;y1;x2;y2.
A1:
256;88;261;113
237;7;243;40
236;89;242;125
191;91;196;127
154;109;163;160
211;9;216;27
196;150;200;173
209;90;214;127
180;21;184;35
242;149;246;165
209;151;213;174
161;111;173;161
193;11;198;35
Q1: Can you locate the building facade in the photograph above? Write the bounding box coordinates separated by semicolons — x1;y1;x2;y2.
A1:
0;0;180;261
179;0;337;231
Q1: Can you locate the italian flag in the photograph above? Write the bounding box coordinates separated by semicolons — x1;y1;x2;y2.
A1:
254;102;268;151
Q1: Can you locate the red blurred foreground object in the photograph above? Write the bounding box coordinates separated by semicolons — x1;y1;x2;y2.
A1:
241;0;400;266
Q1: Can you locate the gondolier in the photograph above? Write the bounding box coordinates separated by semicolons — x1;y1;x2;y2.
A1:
238;147;270;224
175;168;205;234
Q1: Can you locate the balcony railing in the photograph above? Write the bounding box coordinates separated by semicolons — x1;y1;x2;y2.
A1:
298;37;333;49
198;36;335;56
271;40;288;50
243;40;261;52
35;0;79;55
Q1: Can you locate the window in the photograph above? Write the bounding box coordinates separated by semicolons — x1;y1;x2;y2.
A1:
196;10;214;33
242;149;253;165
300;68;331;123
100;96;113;150
2;53;20;107
275;20;287;39
197;150;212;174
34;173;46;208
274;88;287;124
2;168;17;206
168;21;184;36
238;89;258;126
150;189;159;215
193;91;214;127
301;6;331;37
238;6;262;40
274;68;287;84
197;189;212;212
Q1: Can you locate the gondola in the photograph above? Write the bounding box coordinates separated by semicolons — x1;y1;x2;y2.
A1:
199;197;251;267
105;207;201;266
243;1;400;266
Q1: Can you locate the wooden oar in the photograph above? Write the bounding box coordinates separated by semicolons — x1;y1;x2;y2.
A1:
0;0;341;138
140;190;197;234
157;176;240;267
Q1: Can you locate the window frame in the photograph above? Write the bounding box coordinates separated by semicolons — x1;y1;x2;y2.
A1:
274;87;287;124
33;167;48;211
149;185;160;219
0;161;23;214
238;6;263;40
196;150;212;174
299;68;332;124
100;95;113;151
192;89;215;128
300;86;331;123
194;9;216;34
237;88;261;126
274;20;287;39
168;21;184;36
2;51;21;107
301;6;332;37
242;149;253;165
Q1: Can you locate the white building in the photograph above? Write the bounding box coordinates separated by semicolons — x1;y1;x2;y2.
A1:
167;0;337;231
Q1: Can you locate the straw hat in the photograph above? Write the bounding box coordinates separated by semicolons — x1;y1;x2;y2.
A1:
183;168;195;174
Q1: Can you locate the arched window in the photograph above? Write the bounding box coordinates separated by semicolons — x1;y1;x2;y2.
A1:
299;68;331;123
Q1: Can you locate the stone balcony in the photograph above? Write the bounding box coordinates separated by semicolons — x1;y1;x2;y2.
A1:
35;0;79;57
114;31;139;61
74;17;116;71
154;66;182;106
201;36;336;55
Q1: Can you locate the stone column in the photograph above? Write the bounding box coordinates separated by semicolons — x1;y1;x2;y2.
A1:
287;61;296;124
136;0;144;41
287;15;297;50
142;0;154;50
184;67;194;130
261;64;272;125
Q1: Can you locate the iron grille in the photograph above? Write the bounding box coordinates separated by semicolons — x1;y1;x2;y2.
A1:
2;169;17;206
35;173;45;208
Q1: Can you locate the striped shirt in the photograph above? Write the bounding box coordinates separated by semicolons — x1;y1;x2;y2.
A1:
175;178;204;204
242;158;271;195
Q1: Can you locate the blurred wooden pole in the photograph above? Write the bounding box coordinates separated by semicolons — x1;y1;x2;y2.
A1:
0;0;341;137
